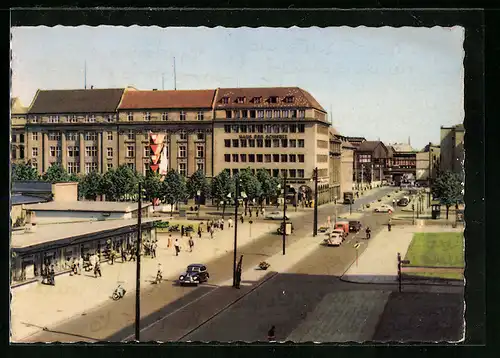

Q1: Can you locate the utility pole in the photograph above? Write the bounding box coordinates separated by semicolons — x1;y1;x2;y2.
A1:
282;170;287;255
135;182;142;341
313;167;319;237
232;180;239;288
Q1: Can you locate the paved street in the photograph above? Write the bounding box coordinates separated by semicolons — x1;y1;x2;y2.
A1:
18;187;392;342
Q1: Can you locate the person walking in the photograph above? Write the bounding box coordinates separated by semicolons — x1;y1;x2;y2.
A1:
78;255;83;275
388;218;392;232
49;265;55;286
151;241;157;258
256;208;259;218
240;214;244;224
121;248;127;263
181;225;185;238
249;207;252;218
210;226;214;239
174;239;181;256
197;225;202;239
228;218;233;228
267;326;276;342
94;260;102;278
221;218;225;230
129;248;136;262
188;236;194;252
262;208;266;217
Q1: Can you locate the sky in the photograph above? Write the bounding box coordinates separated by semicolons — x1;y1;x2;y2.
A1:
11;26;464;150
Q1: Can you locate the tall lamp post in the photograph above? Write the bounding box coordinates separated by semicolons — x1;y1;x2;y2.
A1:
282;170;287;255
313;167;319;237
135;182;144;341
232;179;240;288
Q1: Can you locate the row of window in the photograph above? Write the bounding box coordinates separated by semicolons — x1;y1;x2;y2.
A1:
225;167;306;179
33;160;205;177
225;138;305;149
30;115;116;124
224;124;305;134
221;95;296;105
38;144;205;159
224;153;305;164
11;134;25;143
225;109;306;120
127;112;205;122
34;130;206;142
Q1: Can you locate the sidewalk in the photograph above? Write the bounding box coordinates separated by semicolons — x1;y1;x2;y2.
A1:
10;220;280;342
340;225;464;285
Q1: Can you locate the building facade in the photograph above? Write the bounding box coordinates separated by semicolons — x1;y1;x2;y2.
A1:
416;143;440;184
13;86;339;204
11;98;28;164
386;143;417;185
328;128;342;202
354;141;390;188
440;124;464;178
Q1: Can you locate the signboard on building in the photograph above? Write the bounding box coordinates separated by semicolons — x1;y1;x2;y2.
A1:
238;134;287;139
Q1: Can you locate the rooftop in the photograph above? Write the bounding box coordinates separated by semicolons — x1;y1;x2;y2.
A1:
118;89;217;110
11;194;49;206
24;200;152;213
28;88;125;114
12;181;53;195
214;87;326;112
11;218;160;250
390;143;416;153
357;141;384;152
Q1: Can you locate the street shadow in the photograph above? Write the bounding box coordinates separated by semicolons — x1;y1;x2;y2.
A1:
16;322;101;343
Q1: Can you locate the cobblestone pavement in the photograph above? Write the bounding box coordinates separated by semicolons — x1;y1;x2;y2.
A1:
286;291;391;342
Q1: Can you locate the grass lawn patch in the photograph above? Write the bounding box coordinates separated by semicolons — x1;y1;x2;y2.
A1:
404;232;464;280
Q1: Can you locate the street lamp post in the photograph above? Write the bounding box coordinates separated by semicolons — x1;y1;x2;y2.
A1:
313;167;319;237
135;182;143;341
232;180;240;288
282;170;287;255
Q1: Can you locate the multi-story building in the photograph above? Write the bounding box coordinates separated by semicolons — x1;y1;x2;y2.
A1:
11;97;28;164
336;136;355;195
386;143;417;185
212;87;331;204
416;143;440;185
24;88;127;174
116;89;216;177
328;128;342;202
440;124;464;178
354;141;390;188
14;85;338;204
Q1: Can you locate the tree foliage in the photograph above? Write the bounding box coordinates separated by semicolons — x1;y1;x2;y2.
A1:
211;170;235;214
12;162;40;181
432;170;464;219
42;163;70;183
78;171;103;200
256;169;280;204
161;169;188;214
236;167;262;201
187;169;210;199
143;170;163;201
101;165;139;201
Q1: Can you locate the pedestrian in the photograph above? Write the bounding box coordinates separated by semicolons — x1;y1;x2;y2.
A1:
240;215;244;224
110;249;116;265
189;236;194;252
78;255;83;275
174;239;180;256
210;226;214;239
262;208;266;217
94;261;102;278
221;218;225;230
228;218;233;228
151;242;157;258
181;225;185;237
388;218;392;232
49;265;55;286
268;326;276;342
249;207;252;218
256;209;259;218
156;263;163;283
168;234;172;248
129;248;136;262
121;248;127;263
198;226;202;239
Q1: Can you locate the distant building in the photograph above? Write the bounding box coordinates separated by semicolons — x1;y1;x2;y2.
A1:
386;143;417;185
416;143;440;184
11;97;28;165
440;124;464;178
354;141;390;188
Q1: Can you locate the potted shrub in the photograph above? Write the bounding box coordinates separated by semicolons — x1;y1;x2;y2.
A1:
259;261;270;270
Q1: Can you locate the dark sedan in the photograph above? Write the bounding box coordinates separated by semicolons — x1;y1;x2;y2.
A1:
178;264;209;286
348;220;362;232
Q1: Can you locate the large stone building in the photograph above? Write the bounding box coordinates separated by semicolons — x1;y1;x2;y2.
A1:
440;124;464;178
11;97;28;164
354;141;390;188
12;86;337;203
416;143;440;184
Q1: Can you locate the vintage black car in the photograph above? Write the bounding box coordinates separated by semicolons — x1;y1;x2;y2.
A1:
178;264;209;286
348;220;362;232
397;197;410;207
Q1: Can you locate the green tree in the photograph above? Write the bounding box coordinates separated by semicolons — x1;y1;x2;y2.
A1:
78;171;103;200
211;170;235;216
235;167;262;214
42;163;70;183
432;170;464;219
256;169;280;208
101;165;139;201
68;173;80;182
12;162;40;181
187;169;210;202
161;170;188;215
143;170;163;202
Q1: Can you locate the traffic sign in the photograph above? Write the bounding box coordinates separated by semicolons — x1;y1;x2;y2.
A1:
354;243;361;249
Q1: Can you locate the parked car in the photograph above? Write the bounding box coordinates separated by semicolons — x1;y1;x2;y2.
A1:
277;221;294;235
373;204;394;213
397;197;409;207
323;233;343;247
348;220;362;232
178;264;209;286
265;211;289;220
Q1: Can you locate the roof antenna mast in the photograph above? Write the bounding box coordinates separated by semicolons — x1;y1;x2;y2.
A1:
173;57;177;90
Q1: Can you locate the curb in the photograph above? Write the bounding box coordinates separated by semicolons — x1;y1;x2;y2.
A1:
339;275;465;287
